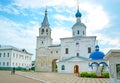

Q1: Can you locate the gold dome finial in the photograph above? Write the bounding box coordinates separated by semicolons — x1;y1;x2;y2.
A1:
45;6;47;13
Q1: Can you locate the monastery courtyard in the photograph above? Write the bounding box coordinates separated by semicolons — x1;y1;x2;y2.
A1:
0;71;109;83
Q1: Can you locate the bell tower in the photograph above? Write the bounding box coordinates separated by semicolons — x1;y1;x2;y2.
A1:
35;9;52;71
37;9;52;48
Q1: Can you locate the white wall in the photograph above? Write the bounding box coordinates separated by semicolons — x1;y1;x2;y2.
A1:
60;36;96;59
0;49;32;69
0;50;11;67
57;61;90;73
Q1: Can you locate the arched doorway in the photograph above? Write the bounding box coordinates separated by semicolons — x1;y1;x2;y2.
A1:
52;59;57;72
74;65;79;73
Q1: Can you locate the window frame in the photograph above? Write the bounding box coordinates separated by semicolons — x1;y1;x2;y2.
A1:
88;47;91;53
61;65;65;70
65;48;69;54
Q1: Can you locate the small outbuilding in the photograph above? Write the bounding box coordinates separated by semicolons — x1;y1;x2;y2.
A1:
56;56;90;73
89;45;108;76
105;49;120;83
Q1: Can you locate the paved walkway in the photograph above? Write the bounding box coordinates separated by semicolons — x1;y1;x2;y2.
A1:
0;71;43;83
16;71;110;83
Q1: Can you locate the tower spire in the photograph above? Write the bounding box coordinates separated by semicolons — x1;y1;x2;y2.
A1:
77;0;79;10
41;7;50;27
75;0;82;22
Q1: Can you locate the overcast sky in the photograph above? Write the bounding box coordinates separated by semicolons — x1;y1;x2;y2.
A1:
0;0;120;60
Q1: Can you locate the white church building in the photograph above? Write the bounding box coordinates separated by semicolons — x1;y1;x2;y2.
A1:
35;6;108;74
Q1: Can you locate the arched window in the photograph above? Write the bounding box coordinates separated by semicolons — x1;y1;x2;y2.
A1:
76;53;79;56
61;65;65;70
46;29;48;32
83;31;85;35
51;51;53;54
42;41;43;44
77;30;79;34
42;29;44;33
65;48;69;54
76;42;79;45
88;47;91;53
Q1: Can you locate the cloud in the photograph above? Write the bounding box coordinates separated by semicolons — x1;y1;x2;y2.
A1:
53;14;75;22
0;16;39;60
99;34;120;47
94;33;120;53
13;0;76;9
51;2;110;43
0;4;29;16
12;0;110;34
80;2;109;34
52;27;72;44
0;4;19;14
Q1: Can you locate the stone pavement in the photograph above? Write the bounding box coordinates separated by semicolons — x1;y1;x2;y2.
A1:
0;71;43;83
16;71;110;83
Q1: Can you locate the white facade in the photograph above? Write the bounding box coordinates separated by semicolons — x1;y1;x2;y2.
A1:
60;36;96;59
35;8;96;73
57;56;90;73
0;45;32;69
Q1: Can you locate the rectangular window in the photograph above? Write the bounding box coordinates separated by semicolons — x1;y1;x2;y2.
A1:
16;63;17;66
88;47;91;53
13;63;14;66
65;48;69;54
116;64;120;79
19;63;20;66
0;53;1;57
22;56;24;59
19;55;21;59
7;62;9;66
3;62;5;66
76;53;79;56
77;30;79;34
61;65;65;70
56;51;58;53
16;54;18;58
83;31;85;35
7;53;9;57
51;51;53;54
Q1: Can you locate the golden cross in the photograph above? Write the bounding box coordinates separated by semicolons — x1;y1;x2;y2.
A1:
96;40;98;45
75;0;79;9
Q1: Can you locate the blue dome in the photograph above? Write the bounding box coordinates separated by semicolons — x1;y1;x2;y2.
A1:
75;9;82;17
95;45;99;48
89;45;105;60
95;45;99;51
89;51;105;60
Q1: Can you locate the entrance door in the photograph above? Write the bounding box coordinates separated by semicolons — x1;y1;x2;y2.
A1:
52;59;57;72
74;65;79;73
